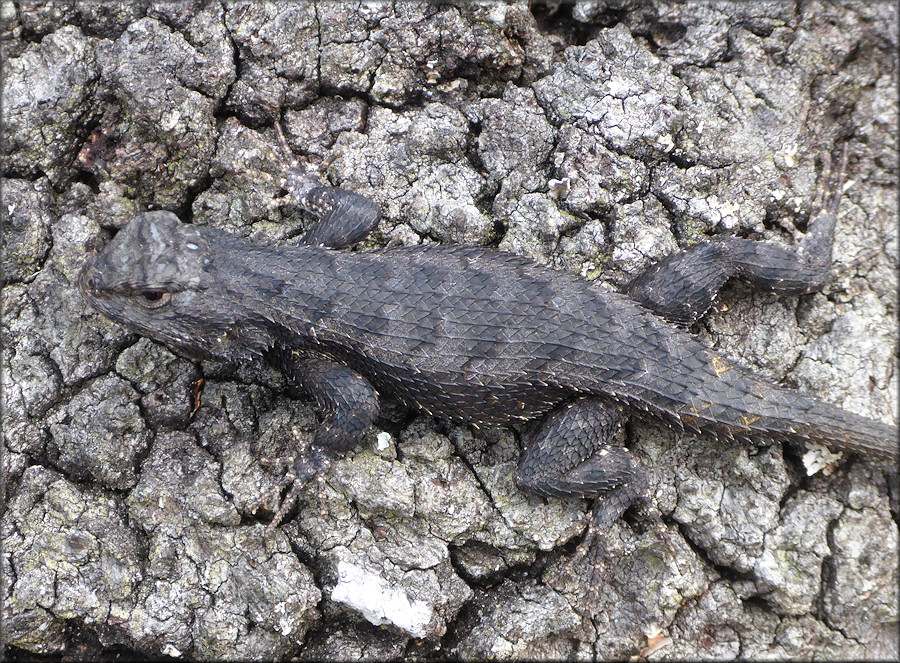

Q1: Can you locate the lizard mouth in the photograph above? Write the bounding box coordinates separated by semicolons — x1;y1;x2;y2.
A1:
78;255;104;300
77;255;122;322
78;257;96;295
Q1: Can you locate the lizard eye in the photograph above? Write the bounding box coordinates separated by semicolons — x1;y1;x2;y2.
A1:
136;290;173;309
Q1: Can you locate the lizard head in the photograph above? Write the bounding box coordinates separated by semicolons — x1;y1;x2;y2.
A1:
79;211;269;361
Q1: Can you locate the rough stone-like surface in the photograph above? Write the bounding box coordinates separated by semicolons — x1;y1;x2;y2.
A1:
1;25;101;186
2;1;897;660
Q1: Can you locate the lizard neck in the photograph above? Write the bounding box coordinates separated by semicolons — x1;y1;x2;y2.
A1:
212;238;349;348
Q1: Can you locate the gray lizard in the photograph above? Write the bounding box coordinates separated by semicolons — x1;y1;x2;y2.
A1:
79;153;898;536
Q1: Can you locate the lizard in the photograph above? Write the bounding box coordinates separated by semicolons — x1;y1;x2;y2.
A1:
78;149;898;542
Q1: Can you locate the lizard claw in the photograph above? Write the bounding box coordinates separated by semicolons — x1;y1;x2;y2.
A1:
247;456;294;516
263;469;304;537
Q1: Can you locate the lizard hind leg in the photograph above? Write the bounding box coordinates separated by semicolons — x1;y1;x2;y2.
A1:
515;396;648;528
517;397;666;604
624;143;850;325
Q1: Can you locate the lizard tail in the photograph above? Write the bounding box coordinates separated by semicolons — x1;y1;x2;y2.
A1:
616;345;898;462
780;396;898;461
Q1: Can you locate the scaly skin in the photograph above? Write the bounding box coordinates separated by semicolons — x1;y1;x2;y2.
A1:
79;168;898;533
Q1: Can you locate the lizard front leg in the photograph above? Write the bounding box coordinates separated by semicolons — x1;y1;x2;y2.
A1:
260;351;380;533
287;169;382;249
267;120;382;250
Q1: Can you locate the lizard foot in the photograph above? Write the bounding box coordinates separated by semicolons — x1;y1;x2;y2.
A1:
263;467;304;537
250;443;333;535
543;512;615;612
547;495;675;611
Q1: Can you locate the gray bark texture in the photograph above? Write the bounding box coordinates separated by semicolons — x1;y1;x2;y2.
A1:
2;1;897;660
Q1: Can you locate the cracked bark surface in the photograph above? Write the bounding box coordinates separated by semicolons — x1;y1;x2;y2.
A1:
2;1;897;660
